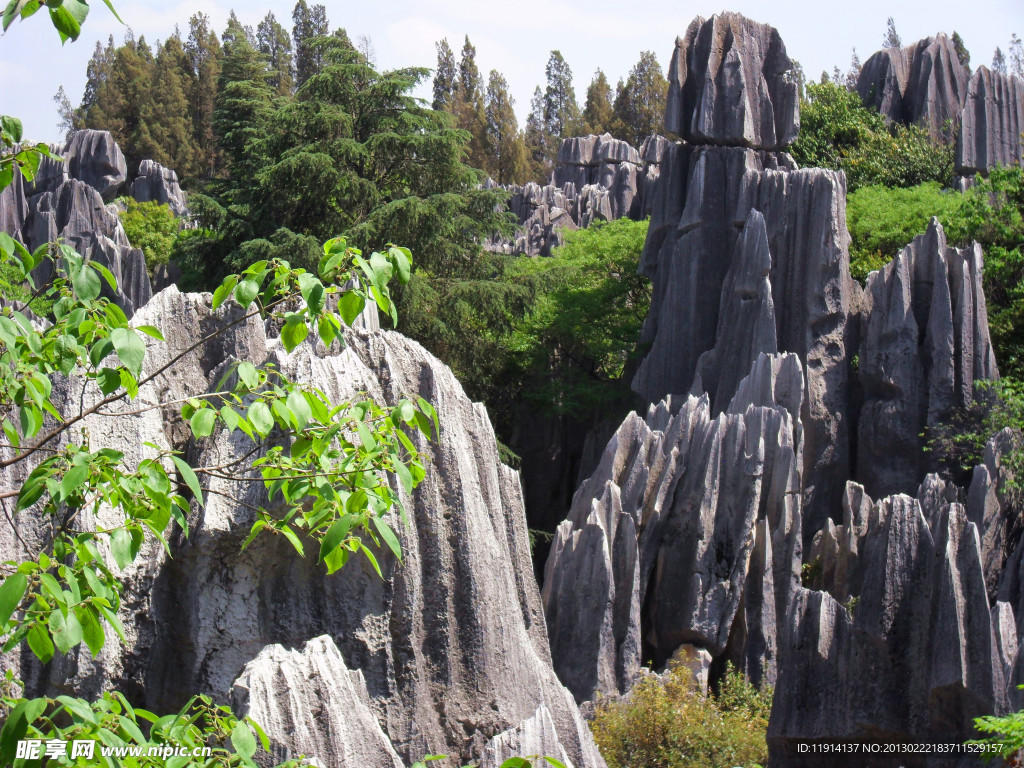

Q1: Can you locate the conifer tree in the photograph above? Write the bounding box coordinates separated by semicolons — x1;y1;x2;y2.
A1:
1010;34;1023;78
293;1;329;89
582;69;615;135
883;17;902;49
54;86;77;143
845;48;862;90
485;70;528;184
454;36;488;171
952;31;971;71
79;36;116;124
993;47;1008;74
524;86;549;182
542;50;581;141
256;12;294;96
612;50;667;146
432;38;458;111
186;13;223;176
221;10;254;52
214;34;274;181
136;35;197;175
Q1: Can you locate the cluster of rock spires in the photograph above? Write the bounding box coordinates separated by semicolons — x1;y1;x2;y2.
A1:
487;133;668;257
0;286;607;767
542;11;1024;765
856;32;1024;179
0;129;186;314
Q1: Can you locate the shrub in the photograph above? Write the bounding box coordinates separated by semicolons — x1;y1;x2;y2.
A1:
590;664;771;768
117;197;180;274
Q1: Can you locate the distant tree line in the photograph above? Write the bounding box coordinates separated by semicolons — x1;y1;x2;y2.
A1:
431;39;668;184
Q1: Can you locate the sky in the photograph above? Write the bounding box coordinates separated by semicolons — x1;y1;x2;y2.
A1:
1;0;1023;145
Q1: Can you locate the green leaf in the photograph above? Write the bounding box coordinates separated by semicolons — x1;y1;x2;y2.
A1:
91;259;118;291
50;607;84;654
190;408;217;439
27;621;54;663
287;390;312;431
371;515;402;562
110;527;134;570
317;314;337;347
110;327;146;376
0;573;27;627
395;460;414;495
280;316;309;352
236;361;259;390
231;721;257;760
542;758;569;768
248;400;273;438
359;543;383;578
71;260;101;300
212;275;237;310
135;324;164;341
234;278;259;308
318;515;355;563
339;291;365;326
171;455;204;508
280;525;305;557
388;246;412;283
77;604;105;655
60;464;89;501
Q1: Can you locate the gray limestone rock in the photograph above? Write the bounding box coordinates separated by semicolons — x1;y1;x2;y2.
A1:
665;13;800;150
956;66;1024;176
858;34;969;140
231;636;405;768
633;144;852;535
131;159;187;216
64;129;128;201
543;351;804;702
858;218;998;500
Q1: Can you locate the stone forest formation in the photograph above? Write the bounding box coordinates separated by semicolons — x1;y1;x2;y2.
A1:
3;7;1024;768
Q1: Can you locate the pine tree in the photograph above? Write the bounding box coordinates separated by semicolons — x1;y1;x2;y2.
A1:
485;70;528;184
136;34;197;175
293;1;329;89
952;31;971;71
582;69;615;135
1010;34;1023;78
454;36;488;171
432;38;457;112
214;34;274;180
185;13;223;176
256;12;294;96
845;48;862;90
542;50;581;143
612;50;667;145
54;87;77;143
221;10;254;52
80;36;116;123
993;47;1008;74
525;86;549;181
883;17;902;49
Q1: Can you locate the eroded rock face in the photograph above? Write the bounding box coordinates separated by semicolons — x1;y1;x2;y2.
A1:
131;160;187;216
857;34;969;139
543;351;804;703
487;133;664;256
1;286;605;768
857;218;998;500
956;66;1024;177
773;482;1009;762
0;131;186;315
665;13;800;150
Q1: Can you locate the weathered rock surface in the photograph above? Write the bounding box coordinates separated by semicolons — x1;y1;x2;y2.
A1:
633;142;853;533
665;13;800;150
857;34;969;139
543;351;804;703
956;66;1024;176
857;217;998;500
0;130;189;316
773;482;1009;763
487;133;664;256
1;286;605;768
131;159;187;216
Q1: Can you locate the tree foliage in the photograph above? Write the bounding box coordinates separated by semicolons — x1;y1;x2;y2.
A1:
582;69;616;136
612;51;668;146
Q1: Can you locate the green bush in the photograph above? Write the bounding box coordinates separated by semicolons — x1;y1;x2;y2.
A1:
590;665;771;768
791;81;953;191
846;183;964;282
117;197;180;274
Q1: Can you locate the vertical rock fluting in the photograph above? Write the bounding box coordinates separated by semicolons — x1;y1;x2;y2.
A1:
0;130;183;315
857;218;998;500
956;66;1024;177
857;34;969;140
1;286;606;767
